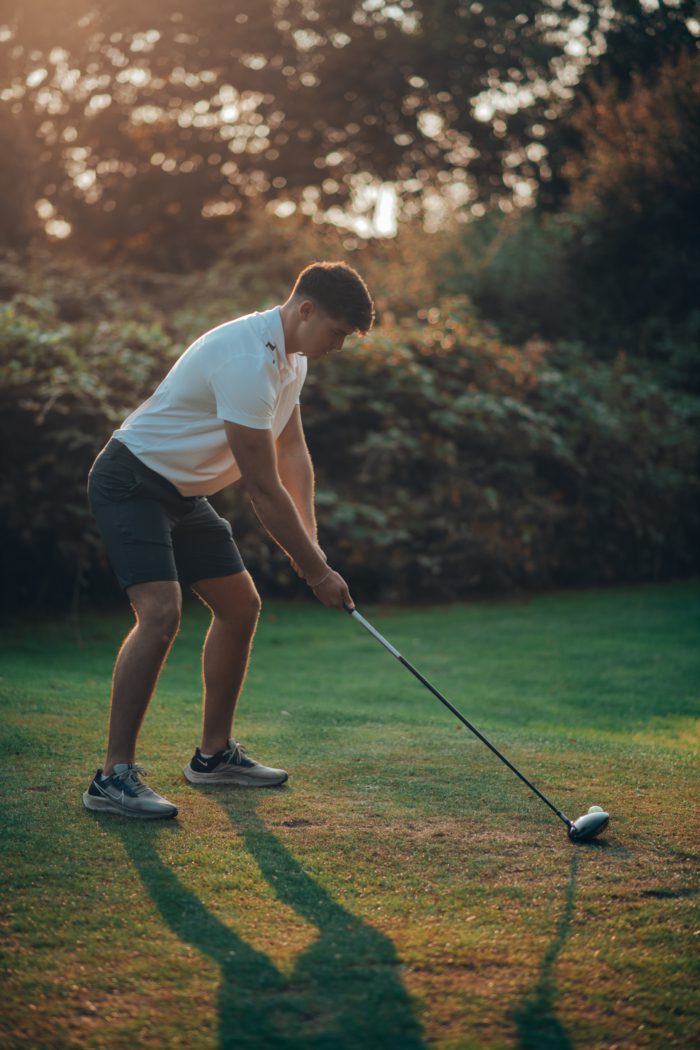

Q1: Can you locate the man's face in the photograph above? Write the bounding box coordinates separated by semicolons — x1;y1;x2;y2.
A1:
296;301;355;360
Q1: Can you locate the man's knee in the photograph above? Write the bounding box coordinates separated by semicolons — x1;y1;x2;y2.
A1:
192;572;262;627
237;578;262;627
128;582;182;642
225;584;261;633
248;586;262;620
147;604;182;643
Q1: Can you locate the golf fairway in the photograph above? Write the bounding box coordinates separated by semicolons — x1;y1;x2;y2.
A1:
1;581;698;1049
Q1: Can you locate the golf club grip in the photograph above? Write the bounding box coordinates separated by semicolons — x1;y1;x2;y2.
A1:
348;608;402;658
346;605;572;828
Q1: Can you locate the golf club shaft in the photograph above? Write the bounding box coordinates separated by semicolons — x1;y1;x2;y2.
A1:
347;607;573;829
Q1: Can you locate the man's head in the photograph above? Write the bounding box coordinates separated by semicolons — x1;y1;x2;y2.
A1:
282;261;375;360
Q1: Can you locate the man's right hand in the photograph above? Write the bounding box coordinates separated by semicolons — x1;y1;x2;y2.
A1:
310;568;355;611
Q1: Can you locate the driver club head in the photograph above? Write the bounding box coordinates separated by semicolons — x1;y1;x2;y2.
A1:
568;807;610;843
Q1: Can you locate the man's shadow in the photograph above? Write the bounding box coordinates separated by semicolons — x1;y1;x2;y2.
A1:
97;796;593;1049
100;794;427;1049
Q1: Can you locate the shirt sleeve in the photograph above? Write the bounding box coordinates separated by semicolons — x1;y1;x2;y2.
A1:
210;357;276;429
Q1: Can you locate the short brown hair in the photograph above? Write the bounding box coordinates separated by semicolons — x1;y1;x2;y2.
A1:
291;261;375;334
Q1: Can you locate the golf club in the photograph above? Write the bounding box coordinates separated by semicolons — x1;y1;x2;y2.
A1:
345;605;609;843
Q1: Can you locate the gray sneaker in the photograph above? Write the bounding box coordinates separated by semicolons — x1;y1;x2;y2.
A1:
183;739;288;787
83;763;178;819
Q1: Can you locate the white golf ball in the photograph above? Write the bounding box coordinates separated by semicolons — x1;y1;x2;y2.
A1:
588;805;604;813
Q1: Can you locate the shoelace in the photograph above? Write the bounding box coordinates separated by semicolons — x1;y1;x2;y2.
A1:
113;764;150;794
224;741;246;766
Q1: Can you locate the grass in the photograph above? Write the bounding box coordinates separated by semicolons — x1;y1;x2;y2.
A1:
1;580;699;1049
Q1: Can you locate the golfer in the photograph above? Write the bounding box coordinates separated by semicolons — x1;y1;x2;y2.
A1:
83;261;374;819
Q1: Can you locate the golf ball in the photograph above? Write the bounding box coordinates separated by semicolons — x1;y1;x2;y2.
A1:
588;805;604;813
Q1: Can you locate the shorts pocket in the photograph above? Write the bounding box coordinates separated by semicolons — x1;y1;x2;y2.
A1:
88;459;142;506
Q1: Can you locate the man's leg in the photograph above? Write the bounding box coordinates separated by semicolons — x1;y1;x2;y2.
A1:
103;580;183;775
190;571;261;755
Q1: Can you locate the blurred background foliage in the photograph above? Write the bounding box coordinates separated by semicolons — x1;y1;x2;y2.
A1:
0;0;698;612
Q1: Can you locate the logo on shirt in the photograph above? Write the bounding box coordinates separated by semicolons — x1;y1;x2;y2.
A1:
266;341;277;353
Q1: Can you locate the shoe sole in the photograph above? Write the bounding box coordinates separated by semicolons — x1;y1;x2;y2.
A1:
182;765;288;787
82;792;178;819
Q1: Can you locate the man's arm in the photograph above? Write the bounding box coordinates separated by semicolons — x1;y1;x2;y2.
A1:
275;406;317;541
224;420;353;610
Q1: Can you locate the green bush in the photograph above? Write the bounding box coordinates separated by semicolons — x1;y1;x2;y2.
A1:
288;303;700;600
1;273;698;613
0;296;177;610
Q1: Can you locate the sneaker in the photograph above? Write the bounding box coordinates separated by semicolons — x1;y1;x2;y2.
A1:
183;739;288;787
83;763;178;820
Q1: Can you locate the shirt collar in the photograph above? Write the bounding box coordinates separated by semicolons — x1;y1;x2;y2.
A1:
260;306;292;376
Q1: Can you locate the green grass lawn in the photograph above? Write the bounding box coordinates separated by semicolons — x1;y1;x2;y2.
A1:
1;581;699;1049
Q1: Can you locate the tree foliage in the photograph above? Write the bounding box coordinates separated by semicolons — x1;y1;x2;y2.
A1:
560;48;700;366
442;43;700;390
4;0;688;266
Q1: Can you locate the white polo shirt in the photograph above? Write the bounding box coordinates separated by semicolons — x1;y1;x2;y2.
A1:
113;307;307;496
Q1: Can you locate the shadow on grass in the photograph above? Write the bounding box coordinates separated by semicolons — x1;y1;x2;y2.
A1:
99;794;426;1050
511;847;583;1050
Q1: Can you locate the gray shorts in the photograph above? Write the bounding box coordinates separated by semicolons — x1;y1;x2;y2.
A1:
88;438;245;592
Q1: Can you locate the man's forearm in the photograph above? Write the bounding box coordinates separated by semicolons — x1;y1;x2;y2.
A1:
276;444;317;541
247;481;325;582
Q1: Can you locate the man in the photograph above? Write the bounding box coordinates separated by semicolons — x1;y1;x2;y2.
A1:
83;261;374;820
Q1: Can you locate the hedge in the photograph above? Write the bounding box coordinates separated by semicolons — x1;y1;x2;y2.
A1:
1;288;698;613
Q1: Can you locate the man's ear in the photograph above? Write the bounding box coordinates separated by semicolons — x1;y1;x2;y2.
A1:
298;298;316;321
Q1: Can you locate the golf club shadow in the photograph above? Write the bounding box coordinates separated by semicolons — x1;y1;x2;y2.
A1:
511;850;579;1050
98;796;427;1050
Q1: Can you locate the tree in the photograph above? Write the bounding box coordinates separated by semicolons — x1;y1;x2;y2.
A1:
437;6;700;381
0;0;608;266
538;0;699;209
0;104;39;250
561;47;700;379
